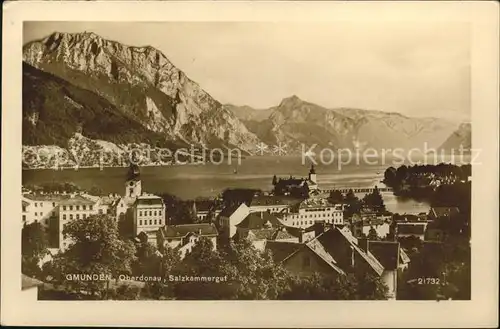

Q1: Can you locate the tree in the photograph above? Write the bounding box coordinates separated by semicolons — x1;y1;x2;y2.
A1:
220;239;291;299
383;166;397;186
89;186;103;196
50;214;136;299
279;271;388;300
327;190;344;205
344;189;362;218
117;211;134;239
22;222;49;278
272;175;278;186
173;237;236;299
362;186;386;214
133;241;162;277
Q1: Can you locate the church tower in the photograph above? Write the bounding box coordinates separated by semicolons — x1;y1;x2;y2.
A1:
125;163;142;198
308;164;317;184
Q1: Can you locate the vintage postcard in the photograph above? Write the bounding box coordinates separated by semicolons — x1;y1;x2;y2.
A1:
2;1;499;327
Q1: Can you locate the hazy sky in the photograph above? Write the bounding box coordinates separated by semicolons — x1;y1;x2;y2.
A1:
24;21;471;121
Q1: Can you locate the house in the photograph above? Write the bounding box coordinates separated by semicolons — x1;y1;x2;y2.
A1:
235;211;282;238
217;203;251;240
281;197;344;228
273;164;319;196
360;220;391;239
395;222;427;240
265;239;345;278
428;207;460;221
316;227;385;278
266;225;407;299
157;223;218;259
133;194;166;236
59;195;98;250
358;239;401;300
283;224;317;243
22;274;43;301
192;199;221;222
235;212;299;250
22;193;70;228
247;195;300;214
22;200;30;225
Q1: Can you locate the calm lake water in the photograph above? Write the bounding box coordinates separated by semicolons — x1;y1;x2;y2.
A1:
23;155;470;214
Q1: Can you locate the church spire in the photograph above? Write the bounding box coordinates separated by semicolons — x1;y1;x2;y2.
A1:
127;163;140;181
309;164;316;175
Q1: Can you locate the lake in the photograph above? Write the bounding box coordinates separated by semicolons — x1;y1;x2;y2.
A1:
23;155;470;214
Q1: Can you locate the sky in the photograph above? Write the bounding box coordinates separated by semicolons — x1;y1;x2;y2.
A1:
24;21;471;122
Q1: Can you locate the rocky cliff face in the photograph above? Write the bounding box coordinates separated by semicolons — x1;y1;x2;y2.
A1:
438;123;471;153
229;95;459;152
23;31;260;152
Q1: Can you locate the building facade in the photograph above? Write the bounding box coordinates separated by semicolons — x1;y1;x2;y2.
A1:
133;194;166;236
281;198;344;228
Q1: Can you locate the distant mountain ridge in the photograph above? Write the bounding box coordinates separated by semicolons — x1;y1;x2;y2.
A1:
22;31;260;153
226;95;465;151
438;123;472;153
22;30;470;165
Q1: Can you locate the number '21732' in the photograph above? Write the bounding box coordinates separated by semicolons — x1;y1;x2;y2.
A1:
417;277;441;285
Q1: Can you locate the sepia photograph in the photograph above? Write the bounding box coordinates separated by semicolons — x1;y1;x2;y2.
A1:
2;1;499;327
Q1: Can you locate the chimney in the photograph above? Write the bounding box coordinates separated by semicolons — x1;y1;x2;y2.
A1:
358;238;368;252
314;221;326;237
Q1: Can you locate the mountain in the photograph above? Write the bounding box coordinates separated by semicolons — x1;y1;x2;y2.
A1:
228;95;459;151
22;31;260;153
223;104;274;122
438;123;471;153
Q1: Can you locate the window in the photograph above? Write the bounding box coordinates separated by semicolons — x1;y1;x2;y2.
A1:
76;214;80;220
139;220;142;225
40;212;43;216
139;211;142;216
90;205;93;210
154;220;157;225
159;210;162;216
63;206;67;211
76;205;80;211
70;214;73;220
149;220;152;225
69;206;73;211
99;209;103;215
83;214;86;219
83;205;86;210
154;211;157;216
35;212;38;216
63;214;66;220
52;202;56;207
22;215;26;222
34;203;38;207
149;211;152;216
